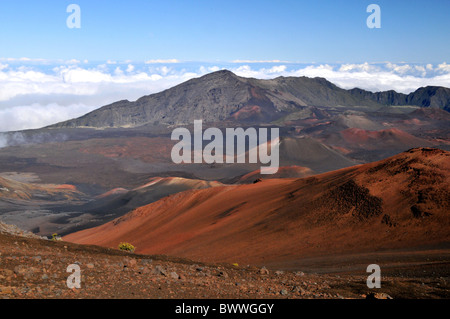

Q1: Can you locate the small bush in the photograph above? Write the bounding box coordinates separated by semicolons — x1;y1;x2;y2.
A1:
118;242;135;253
51;233;62;241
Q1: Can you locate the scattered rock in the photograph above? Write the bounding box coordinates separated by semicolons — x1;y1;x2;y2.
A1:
141;259;153;265
0;225;441;299
43;259;52;265
170;272;179;280
124;258;137;268
0;286;13;295
0;222;45;240
32;256;42;263
366;292;393;300
153;266;167;277
292;286;307;295
259;267;269;275
2;269;14;277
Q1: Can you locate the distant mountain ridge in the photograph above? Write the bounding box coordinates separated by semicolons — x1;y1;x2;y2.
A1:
349;86;450;111
49;70;450;129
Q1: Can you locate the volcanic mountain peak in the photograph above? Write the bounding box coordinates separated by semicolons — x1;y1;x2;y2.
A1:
48;70;450;130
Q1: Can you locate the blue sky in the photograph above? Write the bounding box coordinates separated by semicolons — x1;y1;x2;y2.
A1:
0;0;449;63
1;0;450;132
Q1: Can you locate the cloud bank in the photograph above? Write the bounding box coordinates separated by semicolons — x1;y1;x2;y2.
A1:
0;60;449;132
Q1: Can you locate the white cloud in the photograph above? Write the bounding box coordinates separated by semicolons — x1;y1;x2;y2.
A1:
198;65;221;74
338;62;377;72
0;103;97;132
0;134;6;148
232;59;287;63
233;64;290;78
386;63;413;75
0;57;48;63
0;60;449;132
61;67;114;83
436;62;450;73
267;65;287;73
157;66;170;76
145;59;180;64
114;67;124;76
126;64;135;73
232;63;450;93
66;59;81;64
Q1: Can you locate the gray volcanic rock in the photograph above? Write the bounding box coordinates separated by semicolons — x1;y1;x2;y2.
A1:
48;71;381;129
348;88;408;105
408;87;450;111
349;86;450;110
51;70;254;128
49;70;450;129
0;221;46;239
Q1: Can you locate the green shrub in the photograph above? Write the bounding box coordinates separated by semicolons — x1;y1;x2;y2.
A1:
118;242;135;252
51;233;62;241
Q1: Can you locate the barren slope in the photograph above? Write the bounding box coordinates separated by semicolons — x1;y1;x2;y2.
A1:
3;230;449;299
0;175;86;202
65;148;450;268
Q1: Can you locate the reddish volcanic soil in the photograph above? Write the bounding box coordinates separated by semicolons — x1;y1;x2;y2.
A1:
231;105;262;120
135;177;223;190
96;188;129;199
4;231;449;299
79;137;175;163
55;184;78;191
0;176;85;201
65;148;450;271
339;128;436;150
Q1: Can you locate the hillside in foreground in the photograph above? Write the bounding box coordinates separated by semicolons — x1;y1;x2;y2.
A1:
1;229;449;299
